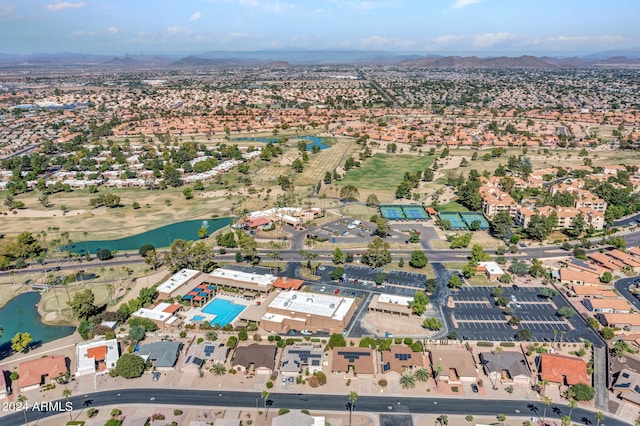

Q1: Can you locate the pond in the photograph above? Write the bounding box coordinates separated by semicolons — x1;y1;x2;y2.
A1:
0;292;75;359
71;217;232;254
232;135;329;150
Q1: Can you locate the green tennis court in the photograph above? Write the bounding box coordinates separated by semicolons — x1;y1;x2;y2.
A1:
438;212;467;229
380;205;405;220
401;205;429;220
459;212;490;230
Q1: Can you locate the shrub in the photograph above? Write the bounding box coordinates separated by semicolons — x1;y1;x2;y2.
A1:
87;408;98;418
477;341;494;347
499;342;515;347
266;381;273;389
316;371;327;385
173;409;183;416
308;376;319;387
451;386;459;392
278;409;290;416
378;379;388;387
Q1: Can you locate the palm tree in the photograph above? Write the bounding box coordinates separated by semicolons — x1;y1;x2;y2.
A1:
437;414;448;425
568;398;577;420
261;390;270;419
347;391;358;426
82;231;89;257
493;347;503;390
414;367;430;382
62;388;72;421
210;363;226;376
595;411;605;426
538;379;549;397
561;415;571;426
17;395;28;426
399;373;416;389
541;396;552;425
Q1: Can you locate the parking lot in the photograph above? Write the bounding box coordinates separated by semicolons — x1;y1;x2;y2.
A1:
316;265;427;297
444;286;600;343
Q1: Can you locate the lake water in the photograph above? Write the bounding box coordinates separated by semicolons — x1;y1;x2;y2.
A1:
0;292;75;358
71;217;232;254
232;135;329;150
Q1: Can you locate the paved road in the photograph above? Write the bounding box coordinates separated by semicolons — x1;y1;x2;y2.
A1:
613;276;640;311
0;388;627;426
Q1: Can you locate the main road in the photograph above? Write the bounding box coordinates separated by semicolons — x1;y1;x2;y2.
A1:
0;388;624;426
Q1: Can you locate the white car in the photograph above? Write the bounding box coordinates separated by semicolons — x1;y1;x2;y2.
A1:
301;330;312;336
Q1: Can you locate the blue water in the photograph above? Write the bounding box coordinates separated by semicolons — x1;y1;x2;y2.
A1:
232;135;329;150
201;298;246;326
191;315;206;321
0;292;75;358
70;217;232;254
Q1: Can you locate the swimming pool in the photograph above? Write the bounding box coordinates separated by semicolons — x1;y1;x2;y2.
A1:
191;315;207;322
201;298;246;326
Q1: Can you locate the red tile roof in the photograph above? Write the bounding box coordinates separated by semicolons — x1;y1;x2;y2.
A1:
86;345;107;362
540;354;588;385
272;277;304;290
18;355;67;390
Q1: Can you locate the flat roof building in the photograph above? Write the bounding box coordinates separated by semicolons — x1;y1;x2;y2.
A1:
130;303;182;329
368;294;413;317
76;338;120;376
261;291;356;334
478;262;505;281
157;269;201;299
206;268;277;295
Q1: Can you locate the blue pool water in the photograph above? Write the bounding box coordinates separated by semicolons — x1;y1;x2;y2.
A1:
232;135;329;150
201;298;246;326
191;315;206;321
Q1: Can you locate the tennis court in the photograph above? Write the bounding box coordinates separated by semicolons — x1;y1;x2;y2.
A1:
380;205;405;220
438;212;467;229
401;205;429;220
459;212;490;230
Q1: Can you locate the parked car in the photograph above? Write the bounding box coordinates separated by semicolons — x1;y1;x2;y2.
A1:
512;284;520;291
301;329;312;336
334;289;341;295
282;377;287;385
288;376;295;384
320;286;326;292
471;383;478;393
152;372;160;382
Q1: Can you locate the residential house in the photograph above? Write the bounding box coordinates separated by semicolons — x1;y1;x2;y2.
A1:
588;252;625;272
613;368;640;407
75;338;120;376
280;345;324;376
539;354;589;386
232;344;277;375
18;355;68;392
271;410;325;426
380;346;428;374
562;258;606;277
181;341;227;372
331;348;376;376
138;341;181;369
558;269;602;286
607;249;640;270
598;313;640;332
479;351;532;385
130;303;182;329
571;286;619;299
582;299;632;313
429;348;477;384
0;370;7;399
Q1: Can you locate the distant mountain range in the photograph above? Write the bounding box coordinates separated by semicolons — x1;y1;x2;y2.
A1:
1;50;640;68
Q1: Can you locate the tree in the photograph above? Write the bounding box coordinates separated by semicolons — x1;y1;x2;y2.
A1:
366;237;391;268
10;231;42;259
347;391;358;426
448;274;462;289
339;185;359;202
409;291;429;315
198;227;208;239
138;244;155;257
210;363;226;376
498;273;512;284
414;368;430;382
528;258;547;278
399;373;416;389
497;414;506;422
365;194;380;207
114;353;145;378
372;216;391;237
600;271;613;283
96;248;113;261
422;317;443;330
11;332;32;353
541;396;552;425
557;306;575;318
600;327;616;340
595;411;605;426
182;187;193;199
68;289;96;320
128;326;146;343
332;247;345;264
515;329;532;341
330;267;345;281
471;245;487;262
17;394;28;426
291;158;304;173
570;383;595;401
261;390;270;419
328;333;346;348
409;250;428;268
508;260;529;276
568;398;578;421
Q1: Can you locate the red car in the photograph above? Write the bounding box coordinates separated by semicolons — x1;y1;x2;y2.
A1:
334;289;341;295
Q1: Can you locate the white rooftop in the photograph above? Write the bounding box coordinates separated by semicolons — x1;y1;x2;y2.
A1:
131;307;172;322
157;269;200;294
209;268;276;287
76;338;119;376
479;261;505;276
376;294;413;306
268;291;355;321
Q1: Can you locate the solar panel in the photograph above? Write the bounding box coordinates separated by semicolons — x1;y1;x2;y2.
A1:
311;360;320;366
204;345;215;356
185;356;192;363
383;363;390;371
193;357;203;366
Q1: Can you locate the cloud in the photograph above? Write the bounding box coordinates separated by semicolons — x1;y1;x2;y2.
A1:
451;0;484;9
189;11;201;21
45;2;86;11
473;32;520;48
107;27;120;35
166;26;193;36
0;3;14;15
435;34;465;45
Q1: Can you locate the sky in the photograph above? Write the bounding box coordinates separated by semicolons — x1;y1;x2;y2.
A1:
0;0;638;56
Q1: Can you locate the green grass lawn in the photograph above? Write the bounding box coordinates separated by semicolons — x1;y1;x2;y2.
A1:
436;199;466;212
340;153;435;191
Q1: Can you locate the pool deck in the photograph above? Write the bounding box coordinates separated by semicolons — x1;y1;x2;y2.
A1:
183;294;252;326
